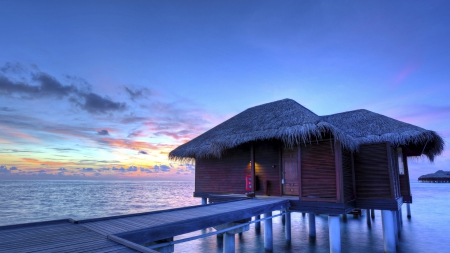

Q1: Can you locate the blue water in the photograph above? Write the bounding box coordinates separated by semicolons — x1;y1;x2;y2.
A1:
1;180;449;252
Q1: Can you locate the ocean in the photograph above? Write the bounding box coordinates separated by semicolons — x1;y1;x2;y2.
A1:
1;180;449;252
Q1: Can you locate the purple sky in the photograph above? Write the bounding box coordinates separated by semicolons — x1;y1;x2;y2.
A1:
0;1;449;180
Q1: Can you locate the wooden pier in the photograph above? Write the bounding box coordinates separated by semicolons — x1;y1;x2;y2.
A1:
0;197;290;253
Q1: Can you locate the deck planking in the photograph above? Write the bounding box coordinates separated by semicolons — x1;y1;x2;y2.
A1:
0;197;290;252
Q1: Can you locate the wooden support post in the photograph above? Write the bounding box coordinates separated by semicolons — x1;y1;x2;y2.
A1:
393;211;399;246
255;215;261;231
201;197;207;205
308;213;316;237
302;212;306;217
285;211;291;243
264;212;273;251
223;232;235;253
342;213;347;222
329;215;341;253
407;203;411;218
281;210;285;225
382;210;397;253
366;209;371;226
251;143;255;194
396;210;402;233
371;209;375;219
399;208;403;225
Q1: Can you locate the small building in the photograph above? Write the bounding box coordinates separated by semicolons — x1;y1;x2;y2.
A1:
418;170;450;183
169;99;443;214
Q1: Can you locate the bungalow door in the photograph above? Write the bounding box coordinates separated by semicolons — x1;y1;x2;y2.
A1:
282;147;299;196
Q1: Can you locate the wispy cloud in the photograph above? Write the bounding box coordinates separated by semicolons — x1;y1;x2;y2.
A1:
0;62;126;114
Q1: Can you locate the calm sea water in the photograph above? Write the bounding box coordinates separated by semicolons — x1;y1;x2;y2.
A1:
1;180;449;252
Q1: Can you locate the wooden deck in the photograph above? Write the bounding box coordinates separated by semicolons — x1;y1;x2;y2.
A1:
0;197;290;253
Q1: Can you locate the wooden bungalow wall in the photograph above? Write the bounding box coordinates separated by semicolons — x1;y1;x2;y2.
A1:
194;141;281;197
300;140;336;200
353;142;403;210
342;149;355;203
194;144;251;195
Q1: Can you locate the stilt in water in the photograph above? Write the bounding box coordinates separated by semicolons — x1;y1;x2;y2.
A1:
399;208;403;225
302;212;306;217
264;212;273;251
342;213;347;222
382;210;397;253
366;209;371;226
393;211;399;246
255;215;261;231
329;215;341;253
285;211;291;243
407;203;411;219
223;233;235;253
308;213;316;237
371;209;375;219
281;210;286;225
396;210;402;235
201;197;207;205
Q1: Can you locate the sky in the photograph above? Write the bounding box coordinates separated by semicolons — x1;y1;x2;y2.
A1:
0;0;449;181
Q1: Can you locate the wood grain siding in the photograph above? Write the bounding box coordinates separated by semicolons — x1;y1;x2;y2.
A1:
389;146;401;199
195;141;281;196
353;143;392;199
254;141;281;196
342;149;355;202
301;140;336;200
195;144;251;195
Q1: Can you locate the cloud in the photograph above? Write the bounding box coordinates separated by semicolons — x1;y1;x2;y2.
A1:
97;129;110;136
140;167;153;173
81;168;95;172
49;147;79;152
9;166;18;170
0;107;13;112
0;165;11;174
125;87;149;101
127;166;138;171
160;165;171;172
138;150;147;155
127;129;146;138
73;92;126;114
58;168;67;171
0;62;126;114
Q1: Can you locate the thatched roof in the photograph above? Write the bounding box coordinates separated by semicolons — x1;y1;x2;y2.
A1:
169;99;444;162
322;109;444;161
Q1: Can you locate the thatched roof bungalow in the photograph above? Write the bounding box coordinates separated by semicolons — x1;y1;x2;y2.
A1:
170;99;443;213
418;170;450;183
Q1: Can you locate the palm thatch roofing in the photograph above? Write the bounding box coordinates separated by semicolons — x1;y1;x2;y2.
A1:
169;99;444;162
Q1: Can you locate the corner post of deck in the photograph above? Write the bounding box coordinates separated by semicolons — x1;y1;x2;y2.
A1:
223;232;235;253
366;209;371;226
398;207;403;225
264;211;273;251
255;214;261;231
329;215;341;253
396;210;402;234
371;209;375;219
406;203;411;218
382;210;397;253
308;213;316;237
201;197;207;205
285;210;291;243
393;210;399;245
